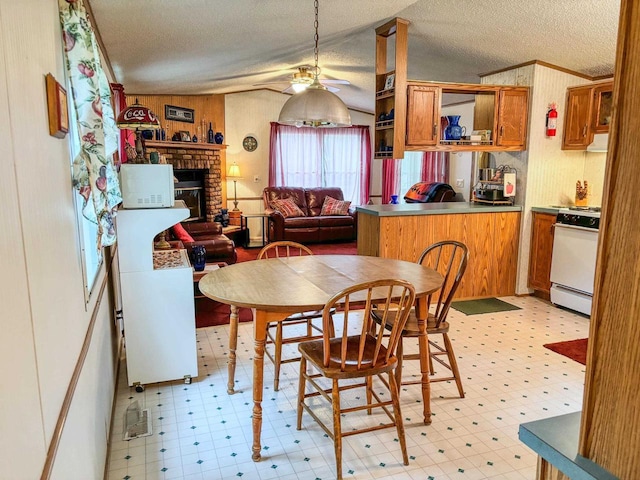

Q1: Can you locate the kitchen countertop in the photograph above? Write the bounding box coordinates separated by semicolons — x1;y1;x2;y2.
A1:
531;206;563;214
356;202;522;217
519;413;617;480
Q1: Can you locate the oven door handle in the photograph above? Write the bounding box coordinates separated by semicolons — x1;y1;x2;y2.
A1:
553;223;598;233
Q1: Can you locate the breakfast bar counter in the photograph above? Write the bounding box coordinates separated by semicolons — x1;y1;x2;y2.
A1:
357;202;523;299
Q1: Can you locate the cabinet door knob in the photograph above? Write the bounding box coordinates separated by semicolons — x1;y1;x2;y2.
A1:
582;125;587;137
433;124;437;137
500;125;504;137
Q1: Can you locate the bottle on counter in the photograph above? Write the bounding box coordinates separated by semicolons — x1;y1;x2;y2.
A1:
207;122;214;143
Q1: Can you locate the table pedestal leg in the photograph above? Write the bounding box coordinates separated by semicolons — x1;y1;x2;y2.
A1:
416;298;432;424
252;310;268;461
227;305;239;394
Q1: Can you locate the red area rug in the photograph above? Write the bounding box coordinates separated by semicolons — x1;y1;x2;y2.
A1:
195;299;253;328
235;241;357;263
543;338;588;365
196;241;357;327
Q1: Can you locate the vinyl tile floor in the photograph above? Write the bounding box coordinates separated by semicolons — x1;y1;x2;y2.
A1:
107;296;589;480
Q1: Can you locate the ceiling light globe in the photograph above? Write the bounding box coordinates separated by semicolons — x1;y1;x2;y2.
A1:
291;83;309;93
278;83;351;128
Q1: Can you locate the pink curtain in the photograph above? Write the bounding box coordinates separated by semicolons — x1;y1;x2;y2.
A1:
422;151;450;184
268;122;371;205
382;158;401;204
110;83;131;165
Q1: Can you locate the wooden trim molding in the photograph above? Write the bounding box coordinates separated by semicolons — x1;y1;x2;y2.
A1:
479;59;614;81
577;1;640;478
40;251;116;480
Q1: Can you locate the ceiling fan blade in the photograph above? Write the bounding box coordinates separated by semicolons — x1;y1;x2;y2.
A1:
320;79;350;85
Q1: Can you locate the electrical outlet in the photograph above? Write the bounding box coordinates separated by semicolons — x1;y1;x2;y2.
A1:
456;179;464;188
254;175;260;183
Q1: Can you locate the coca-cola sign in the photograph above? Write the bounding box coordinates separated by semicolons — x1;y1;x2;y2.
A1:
117;104;158;126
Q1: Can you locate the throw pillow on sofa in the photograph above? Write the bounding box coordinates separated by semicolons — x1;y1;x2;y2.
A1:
271;197;306;218
172;223;195;243
320;196;351;216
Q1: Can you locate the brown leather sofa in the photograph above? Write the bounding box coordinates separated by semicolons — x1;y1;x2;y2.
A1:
170;222;237;264
263;186;357;243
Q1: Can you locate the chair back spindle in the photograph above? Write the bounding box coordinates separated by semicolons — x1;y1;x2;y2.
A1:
418;241;468;327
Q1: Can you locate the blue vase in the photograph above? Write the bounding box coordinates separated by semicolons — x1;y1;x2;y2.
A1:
214;132;224;144
390;195;399;204
191;245;206;271
445;115;464;140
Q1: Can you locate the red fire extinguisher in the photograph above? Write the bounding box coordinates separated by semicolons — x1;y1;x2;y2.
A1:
546;103;558;137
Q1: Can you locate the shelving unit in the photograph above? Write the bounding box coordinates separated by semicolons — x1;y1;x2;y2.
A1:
374;18;529;156
117;201;198;390
374;18;409;160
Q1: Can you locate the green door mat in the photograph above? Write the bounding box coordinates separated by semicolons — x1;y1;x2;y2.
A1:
451;298;521;315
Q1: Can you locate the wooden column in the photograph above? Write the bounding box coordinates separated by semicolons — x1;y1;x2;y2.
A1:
578;1;640;477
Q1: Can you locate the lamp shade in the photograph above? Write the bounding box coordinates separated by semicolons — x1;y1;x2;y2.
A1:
227;164;241;177
278;81;351;128
116;101;160;130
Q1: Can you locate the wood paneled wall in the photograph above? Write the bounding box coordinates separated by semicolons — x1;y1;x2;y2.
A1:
578;0;640;477
357;212;521;299
127;94;225;144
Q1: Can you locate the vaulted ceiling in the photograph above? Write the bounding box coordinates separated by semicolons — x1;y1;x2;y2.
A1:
90;0;620;113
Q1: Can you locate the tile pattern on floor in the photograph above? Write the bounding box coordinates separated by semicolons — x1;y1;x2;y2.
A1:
107;296;589;480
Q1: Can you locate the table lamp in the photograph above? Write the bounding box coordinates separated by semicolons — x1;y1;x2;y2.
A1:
227;163;242;211
116;98;160;163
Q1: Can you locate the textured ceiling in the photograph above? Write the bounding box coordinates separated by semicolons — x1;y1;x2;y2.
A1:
90;0;620;113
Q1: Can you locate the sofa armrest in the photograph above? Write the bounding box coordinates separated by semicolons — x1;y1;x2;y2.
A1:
183;238;237;265
182;221;223;237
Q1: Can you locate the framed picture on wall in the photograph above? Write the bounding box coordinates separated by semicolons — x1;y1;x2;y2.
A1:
384;73;395;90
45;73;69;138
165;104;195;123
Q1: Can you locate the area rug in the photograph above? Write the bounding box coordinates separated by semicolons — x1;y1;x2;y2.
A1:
543;338;588;365
195;299;253;328
235;241;357;263
451;297;522;315
197;241;358;327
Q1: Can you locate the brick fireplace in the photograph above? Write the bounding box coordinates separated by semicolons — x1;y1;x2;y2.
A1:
146;142;224;222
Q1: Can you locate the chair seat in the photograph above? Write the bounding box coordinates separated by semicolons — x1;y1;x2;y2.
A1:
375;309;450;335
403;312;450;336
299;335;397;379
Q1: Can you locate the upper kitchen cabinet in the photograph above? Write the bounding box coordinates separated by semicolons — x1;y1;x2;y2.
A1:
562;80;613;150
496;88;529;147
562;85;594;149
592;82;613;133
404;82;529;152
406;85;440;147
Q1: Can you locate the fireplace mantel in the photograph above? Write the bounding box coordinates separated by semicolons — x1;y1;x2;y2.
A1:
145;141;227;151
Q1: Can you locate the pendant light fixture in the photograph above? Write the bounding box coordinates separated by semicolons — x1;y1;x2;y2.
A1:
278;0;351;128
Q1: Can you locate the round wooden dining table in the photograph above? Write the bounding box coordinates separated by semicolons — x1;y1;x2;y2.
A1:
198;254;443;461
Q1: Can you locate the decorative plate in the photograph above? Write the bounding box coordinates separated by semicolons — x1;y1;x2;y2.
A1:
242;135;258;152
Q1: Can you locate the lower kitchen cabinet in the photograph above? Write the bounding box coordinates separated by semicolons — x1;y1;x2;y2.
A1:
528;212;556;297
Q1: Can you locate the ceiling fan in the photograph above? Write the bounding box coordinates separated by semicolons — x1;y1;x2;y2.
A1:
254;65;350;93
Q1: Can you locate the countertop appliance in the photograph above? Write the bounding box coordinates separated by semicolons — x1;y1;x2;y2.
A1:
120;163;175;209
550;207;601;315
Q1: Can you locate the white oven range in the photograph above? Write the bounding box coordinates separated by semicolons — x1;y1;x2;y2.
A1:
549;207;601;316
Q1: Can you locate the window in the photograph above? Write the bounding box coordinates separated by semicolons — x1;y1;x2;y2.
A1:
398;151;424;199
269;123;371;205
67;79;102;300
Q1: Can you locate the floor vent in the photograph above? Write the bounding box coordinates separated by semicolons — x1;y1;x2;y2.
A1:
123;401;152;440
